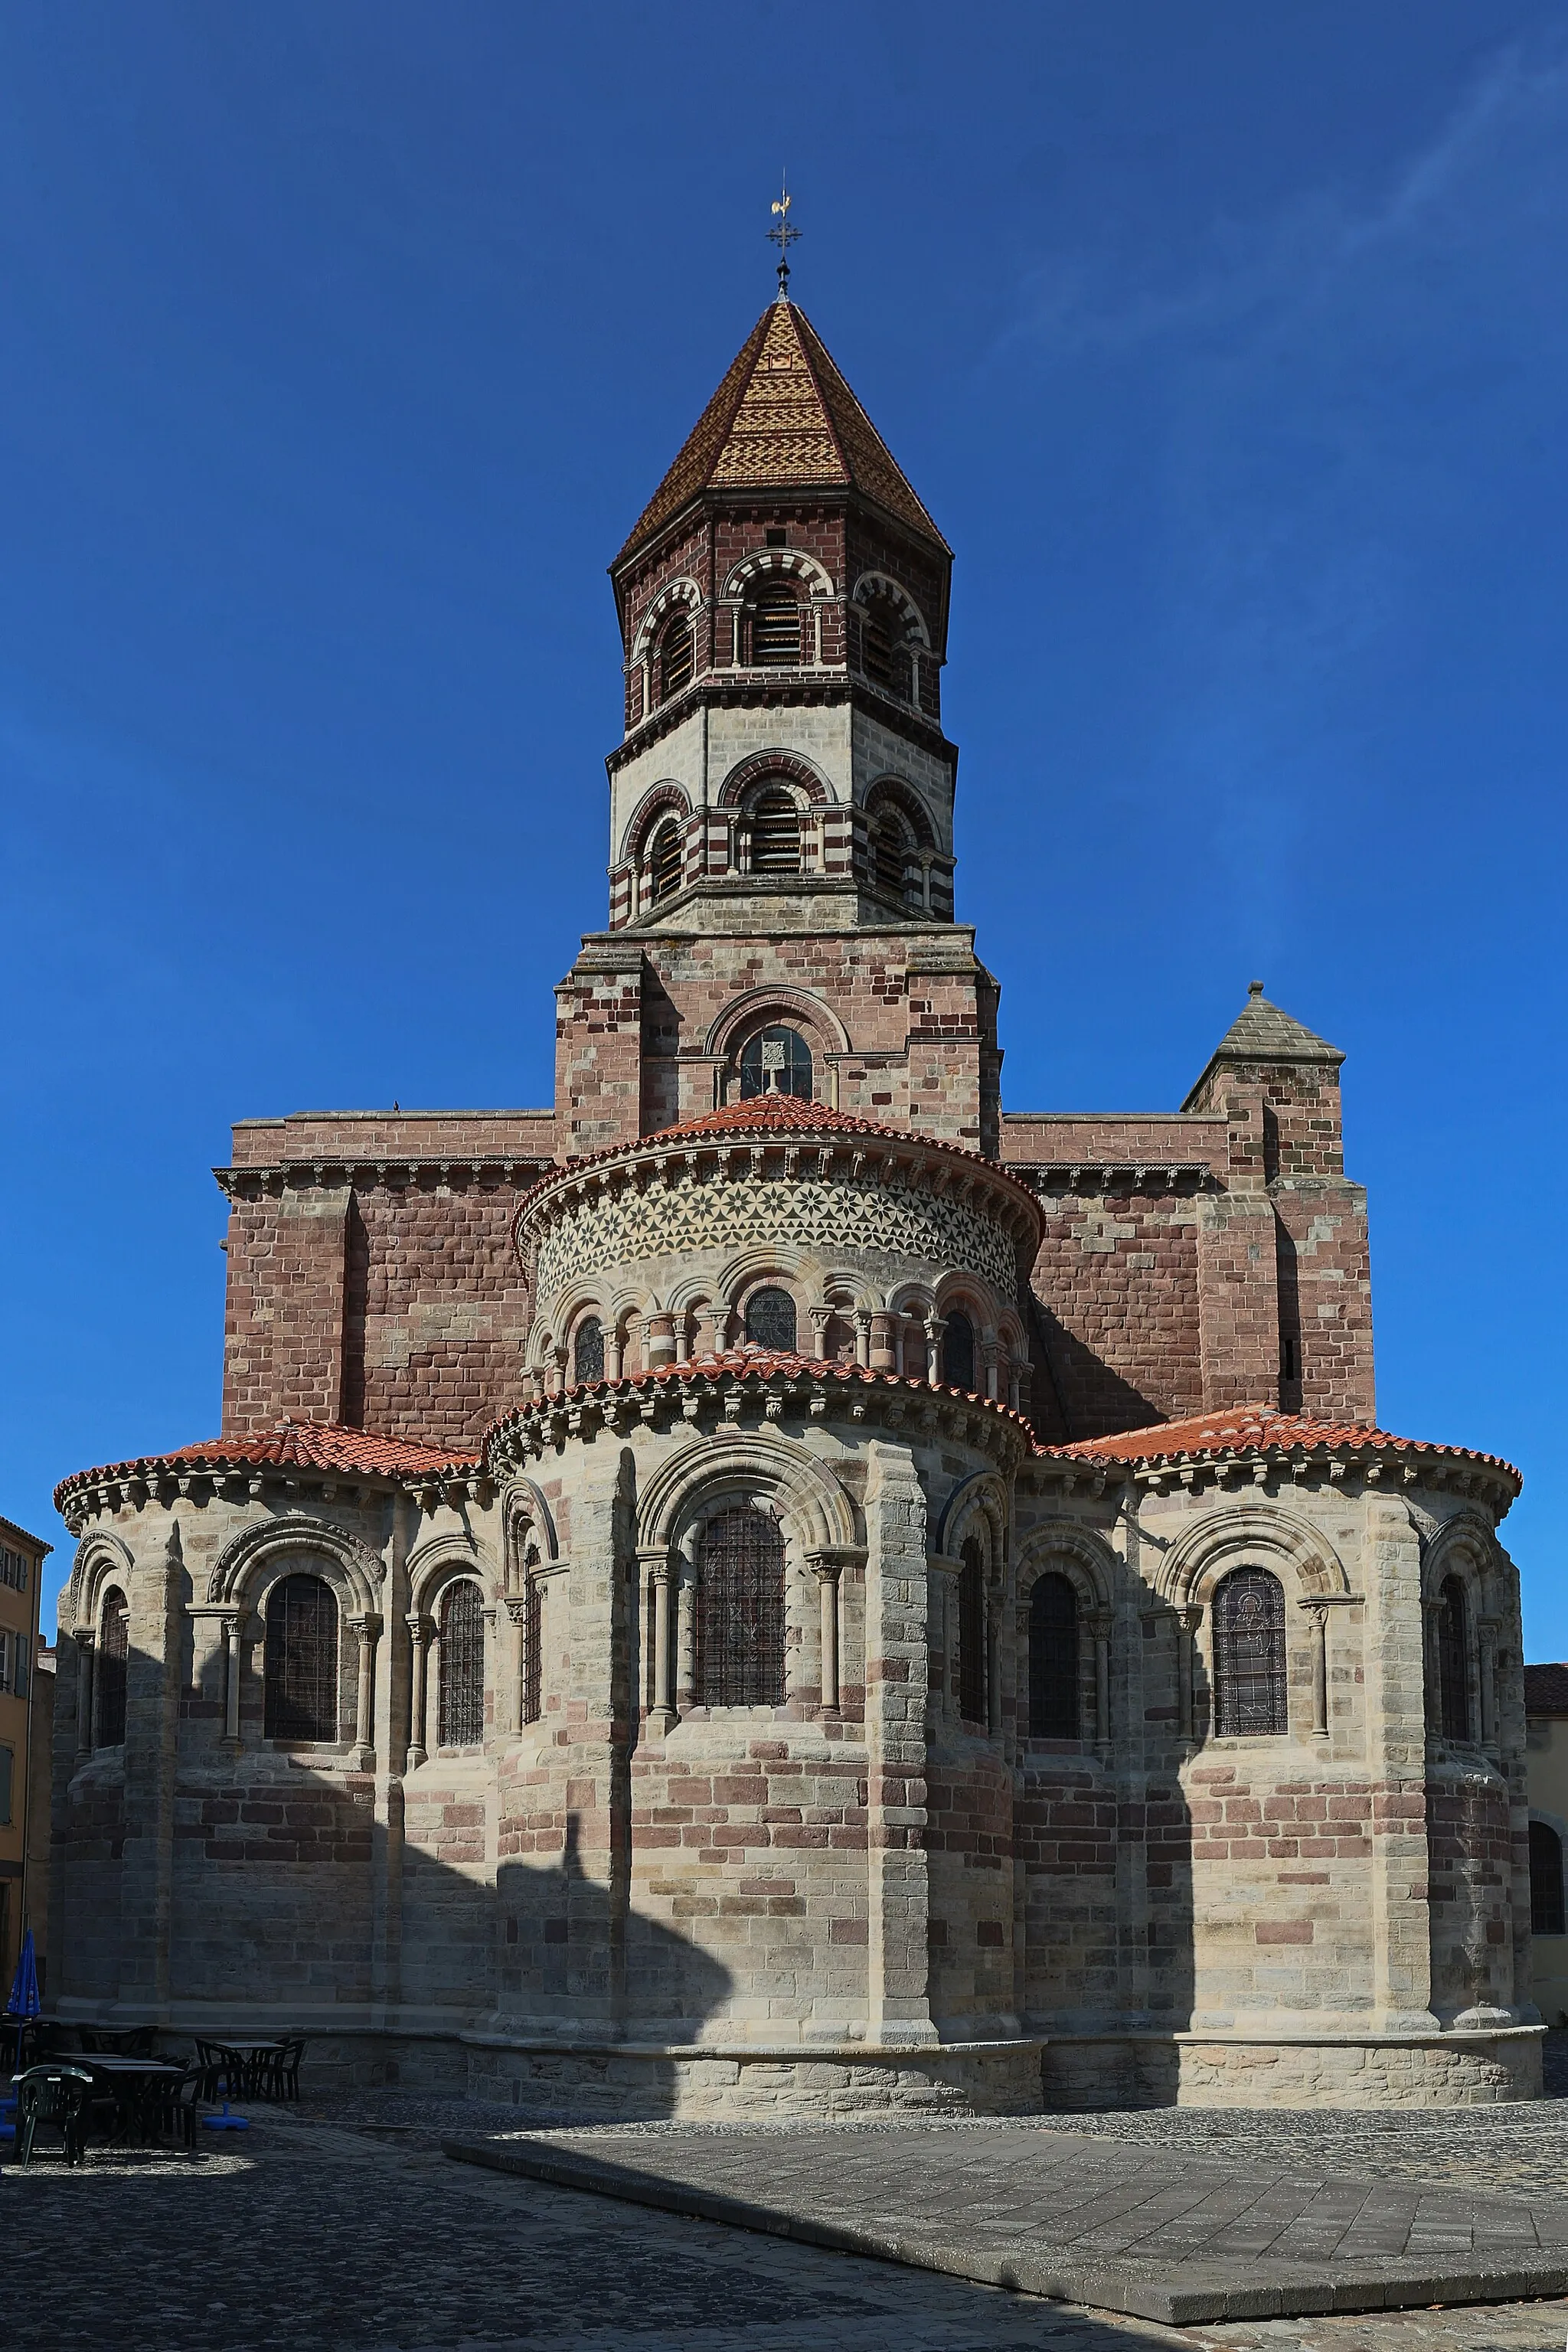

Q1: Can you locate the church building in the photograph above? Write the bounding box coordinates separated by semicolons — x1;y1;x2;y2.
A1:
51;282;1538;2112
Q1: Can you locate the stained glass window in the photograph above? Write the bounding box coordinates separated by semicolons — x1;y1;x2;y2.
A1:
573;1315;605;1385
264;1573;339;1743
439;1580;484;1748
739;1025;812;1099
1213;1567;1287;1736
1437;1576;1471;1740
97;1589;129;1746
744;1286;797;1353
942;1312;976;1393
1028;1573;1079;1739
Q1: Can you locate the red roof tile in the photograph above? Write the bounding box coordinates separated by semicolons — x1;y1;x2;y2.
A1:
1525;1664;1568;1715
54;1418;476;1509
1047;1405;1520;1485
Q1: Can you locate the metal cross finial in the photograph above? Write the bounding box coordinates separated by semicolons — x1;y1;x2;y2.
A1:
768;174;800;300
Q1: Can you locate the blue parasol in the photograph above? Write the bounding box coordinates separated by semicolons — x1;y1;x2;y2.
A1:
6;1926;41;2019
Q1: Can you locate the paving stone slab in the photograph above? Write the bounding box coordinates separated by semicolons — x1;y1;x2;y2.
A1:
443;2125;1568;2326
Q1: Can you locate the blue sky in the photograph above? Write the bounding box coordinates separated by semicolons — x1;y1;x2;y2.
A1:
2;3;1564;1643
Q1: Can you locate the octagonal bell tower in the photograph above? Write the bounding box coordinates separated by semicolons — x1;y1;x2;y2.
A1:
556;288;1001;1162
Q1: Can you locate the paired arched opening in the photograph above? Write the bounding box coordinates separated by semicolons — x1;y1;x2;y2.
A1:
695;1507;786;1707
263;1573;339;1744
738;1023;812;1099
1212;1566;1288;1737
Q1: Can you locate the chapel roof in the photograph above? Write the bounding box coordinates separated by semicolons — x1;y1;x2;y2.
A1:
1045;1404;1520;1488
54;1417;476;1511
614;299;949;567
1524;1664;1568;1716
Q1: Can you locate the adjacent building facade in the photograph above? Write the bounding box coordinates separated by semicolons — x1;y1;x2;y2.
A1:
50;293;1537;2111
1;1512;50;1994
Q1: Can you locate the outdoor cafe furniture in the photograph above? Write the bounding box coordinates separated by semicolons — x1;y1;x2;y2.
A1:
71;2054;188;2146
15;2065;95;2167
195;2036;303;2102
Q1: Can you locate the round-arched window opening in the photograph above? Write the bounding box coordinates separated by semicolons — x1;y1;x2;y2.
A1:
438;1579;485;1749
739;1024;812;1100
858;596;908;692
942;1310;976;1393
657;613;694;701
750;787;801;874
1437;1575;1471;1740
573;1315;605;1386
1212;1566;1288;1737
871;810;913;903
650;821;684;902
263;1573;339;1744
750;581;801;667
97;1589;129;1747
744;1286;798;1354
1028;1573;1080;1740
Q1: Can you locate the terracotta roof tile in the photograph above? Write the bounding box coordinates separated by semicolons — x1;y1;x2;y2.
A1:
1046;1405;1519;1486
54;1419;476;1509
1525;1664;1568;1714
616;302;948;564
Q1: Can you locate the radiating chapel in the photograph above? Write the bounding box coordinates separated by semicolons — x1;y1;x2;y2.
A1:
51;275;1537;2112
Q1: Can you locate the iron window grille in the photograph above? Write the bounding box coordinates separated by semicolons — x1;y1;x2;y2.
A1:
942;1311;976;1393
438;1580;485;1748
97;1591;129;1746
750;583;802;666
573;1315;605;1385
739;1024;812;1099
1028;1573;1080;1739
1213;1567;1288;1736
958;1539;988;1725
743;1286;797;1353
263;1573;339;1743
1437;1576;1471;1740
522;1576;544;1725
1530;1821;1566;1936
697;1508;786;1707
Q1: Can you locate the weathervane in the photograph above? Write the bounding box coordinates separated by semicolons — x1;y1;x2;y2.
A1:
768;175;800;300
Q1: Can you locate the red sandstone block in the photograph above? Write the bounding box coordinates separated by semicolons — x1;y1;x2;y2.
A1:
1256;1920;1314;1943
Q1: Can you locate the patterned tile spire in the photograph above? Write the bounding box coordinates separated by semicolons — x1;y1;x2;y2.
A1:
614;302;949;564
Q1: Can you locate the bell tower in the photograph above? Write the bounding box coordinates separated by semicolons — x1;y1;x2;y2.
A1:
554;283;1001;1159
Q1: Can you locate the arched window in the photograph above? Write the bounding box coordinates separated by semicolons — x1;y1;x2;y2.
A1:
573;1315;605;1385
1437;1576;1471;1740
750;581;801;667
263;1573;339;1743
942;1311;976;1393
739;1024;812;1100
1028;1573;1080;1739
657;612;694;701
438;1579;485;1748
870;809;913;903
1213;1567;1288;1736
750;787;801;874
97;1589;129;1747
697;1508;786;1707
1532;1821;1566;1936
744;1286;798;1352
649;820;684;902
957;1538;988;1725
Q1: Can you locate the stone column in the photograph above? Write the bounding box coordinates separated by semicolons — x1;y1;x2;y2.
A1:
1365;1499;1439;2030
1177;1606;1203;1745
853;1310;873;1369
864;1445;936;2047
1086;1608;1113;1758
349;1614;381;1768
645;1313;677;1368
646;1551;677;1736
73;1630;96;1759
925;1318;946;1388
868;1312;896;1373
810;1554;844;1713
808;1305;832;1363
221;1613;244;1746
1479;1616;1499;1749
406;1615;432;1767
1302;1599;1331;1738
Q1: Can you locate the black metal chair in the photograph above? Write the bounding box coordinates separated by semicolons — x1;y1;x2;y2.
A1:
16;2065;96;2167
264;2037;305;2102
150;2063;217;2151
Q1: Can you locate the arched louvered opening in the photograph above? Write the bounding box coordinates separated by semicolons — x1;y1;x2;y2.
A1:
739;1024;812;1099
744;1286;797;1353
1438;1576;1471;1740
438;1579;485;1748
1028;1573;1080;1739
97;1589;129;1746
697;1508;786;1707
263;1573;339;1744
957;1537;988;1726
750;581;802;667
942;1311;976;1393
657;613;694;701
871;809;913;902
1213;1567;1288;1736
573;1315;605;1385
1531;1821;1566;1935
650;820;684;901
858;596;909;694
750;787;801;874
